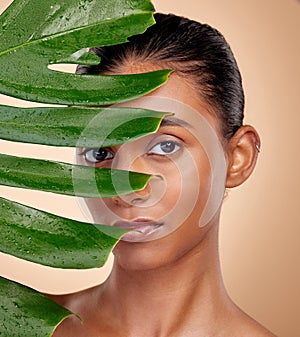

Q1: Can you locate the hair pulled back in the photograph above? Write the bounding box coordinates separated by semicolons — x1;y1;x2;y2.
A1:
77;13;244;139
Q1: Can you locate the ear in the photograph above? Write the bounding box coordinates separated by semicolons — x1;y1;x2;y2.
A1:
225;125;260;188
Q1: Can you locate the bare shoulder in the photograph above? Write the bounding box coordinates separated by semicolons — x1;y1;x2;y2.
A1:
46;285;103;337
229;307;278;337
242;324;278;337
242;323;277;337
46;284;99;308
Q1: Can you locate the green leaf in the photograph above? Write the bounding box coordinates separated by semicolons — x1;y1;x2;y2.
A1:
0;105;169;147
0;154;151;198
0;0;169;335
0;197;128;268
0;0;170;104
0;276;74;337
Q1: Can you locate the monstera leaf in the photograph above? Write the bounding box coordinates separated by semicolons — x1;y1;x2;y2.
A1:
0;197;130;268
0;105;168;147
0;276;74;337
0;0;169;335
0;0;169;104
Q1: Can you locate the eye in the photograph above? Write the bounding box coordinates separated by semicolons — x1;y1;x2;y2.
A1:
148;140;181;156
83;148;114;163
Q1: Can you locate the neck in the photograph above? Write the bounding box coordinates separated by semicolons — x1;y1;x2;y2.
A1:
98;224;233;337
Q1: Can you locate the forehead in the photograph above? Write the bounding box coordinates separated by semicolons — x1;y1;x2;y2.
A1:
114;73;221;135
113;95;218;139
108;60;222;132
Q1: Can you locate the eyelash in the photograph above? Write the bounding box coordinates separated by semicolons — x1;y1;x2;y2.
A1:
82;139;182;164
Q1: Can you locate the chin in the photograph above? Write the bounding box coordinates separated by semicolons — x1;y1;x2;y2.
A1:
111;217;219;274
112;239;178;272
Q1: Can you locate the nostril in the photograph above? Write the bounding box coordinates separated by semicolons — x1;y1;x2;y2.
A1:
111;184;151;207
131;197;145;205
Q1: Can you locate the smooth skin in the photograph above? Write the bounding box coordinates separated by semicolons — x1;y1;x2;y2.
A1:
50;62;276;337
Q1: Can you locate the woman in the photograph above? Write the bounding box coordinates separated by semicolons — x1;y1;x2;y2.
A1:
51;13;276;336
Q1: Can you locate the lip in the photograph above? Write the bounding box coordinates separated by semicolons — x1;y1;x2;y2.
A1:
112;219;163;242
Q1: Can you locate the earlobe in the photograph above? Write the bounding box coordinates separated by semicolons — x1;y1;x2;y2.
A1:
225;125;260;188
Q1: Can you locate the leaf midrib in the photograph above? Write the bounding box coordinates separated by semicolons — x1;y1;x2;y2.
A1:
0;12;152;58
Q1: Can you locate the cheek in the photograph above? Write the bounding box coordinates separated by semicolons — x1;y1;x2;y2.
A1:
188;156;212;224
83;198;108;223
151;159;182;212
160;150;212;227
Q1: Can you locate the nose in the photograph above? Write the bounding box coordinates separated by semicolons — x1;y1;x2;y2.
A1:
111;181;151;207
110;149;152;207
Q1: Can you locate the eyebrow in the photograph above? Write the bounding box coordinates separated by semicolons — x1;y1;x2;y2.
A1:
159;116;194;129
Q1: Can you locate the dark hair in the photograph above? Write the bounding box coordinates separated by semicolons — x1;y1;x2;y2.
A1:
77;13;244;139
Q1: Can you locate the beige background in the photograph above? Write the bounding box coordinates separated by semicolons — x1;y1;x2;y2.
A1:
0;0;299;336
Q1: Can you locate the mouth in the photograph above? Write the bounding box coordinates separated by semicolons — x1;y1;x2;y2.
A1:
112;219;163;242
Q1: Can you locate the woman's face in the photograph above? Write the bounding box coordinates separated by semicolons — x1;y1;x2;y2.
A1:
76;71;228;269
